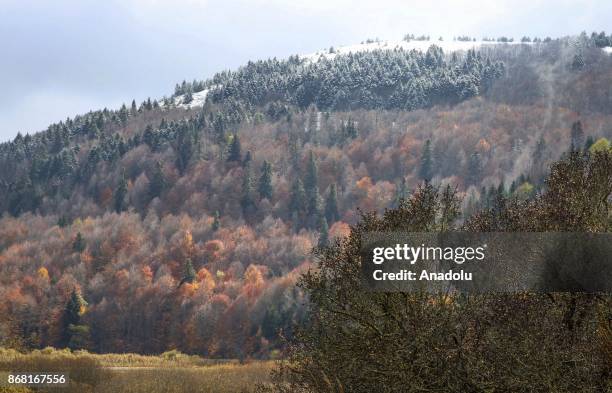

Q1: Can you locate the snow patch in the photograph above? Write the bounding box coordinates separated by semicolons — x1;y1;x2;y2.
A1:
174;89;210;109
602;47;612;54
302;39;531;63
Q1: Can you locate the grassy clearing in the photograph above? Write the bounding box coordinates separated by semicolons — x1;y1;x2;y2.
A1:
96;362;274;393
0;348;275;393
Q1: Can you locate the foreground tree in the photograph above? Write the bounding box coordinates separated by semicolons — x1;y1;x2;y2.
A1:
265;151;612;393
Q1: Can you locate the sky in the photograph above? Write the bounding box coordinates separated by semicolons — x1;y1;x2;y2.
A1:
1;0;611;141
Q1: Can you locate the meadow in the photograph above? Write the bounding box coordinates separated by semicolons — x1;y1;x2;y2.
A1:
0;348;274;393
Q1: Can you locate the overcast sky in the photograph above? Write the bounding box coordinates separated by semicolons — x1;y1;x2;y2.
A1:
1;0;611;141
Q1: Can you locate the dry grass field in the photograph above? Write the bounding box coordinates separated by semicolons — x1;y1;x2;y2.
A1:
0;348;275;393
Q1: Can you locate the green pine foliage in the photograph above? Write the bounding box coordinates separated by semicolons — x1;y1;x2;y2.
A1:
258;160;273;200
149;161;167;200
73;232;86;253
324;184;339;223
114;170;128;213
419;139;433;181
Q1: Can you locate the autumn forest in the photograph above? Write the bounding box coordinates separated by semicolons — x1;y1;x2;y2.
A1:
1;32;612;364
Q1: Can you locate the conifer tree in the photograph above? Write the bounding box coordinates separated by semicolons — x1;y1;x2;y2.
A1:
114;169;128;213
241;162;255;215
324;184;340;223
258;161;273;200
243;150;252;167
419;139;433;181
118;104;129;124
467;152;482;186
584;135;595;151
395;178;409;207
66;290;86;325
570;121;584;152
62;289;88;348
289;178;306;215
571;53;585;71
58;215;69;228
304;151;318;193
533;136;546;163
149;161;167;200
317;217;329;248
179;259;196;287
307;187;322;228
227;134;242;162
347;118;358;139
176;127;194;175
183;90;193;105
88;124;100;140
73;232;86;253
211;211;220;231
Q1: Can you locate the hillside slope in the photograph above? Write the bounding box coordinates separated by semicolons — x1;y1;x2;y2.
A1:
1;33;612;357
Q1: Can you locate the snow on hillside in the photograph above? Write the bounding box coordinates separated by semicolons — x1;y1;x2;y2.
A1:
602;47;612;55
174;89;210;109
172;40;535;108
302;39;530;63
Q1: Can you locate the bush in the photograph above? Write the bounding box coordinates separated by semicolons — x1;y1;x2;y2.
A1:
269;152;612;393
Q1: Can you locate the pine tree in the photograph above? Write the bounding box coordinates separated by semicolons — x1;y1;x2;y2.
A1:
307;187;322;228
467;152;482;186
395;178;409;207
571;53;585;71
324;184;340;223
149;161;167;200
241;162;255;215
211;211;220;231
317;217;329;248
62;289;88;348
176;127;194;175
346;118;358;139
584;135;595;151
73;232;86;253
570;121;584;152
419;139;433;181
243;150;252;167
65;290;86;326
118;104;129;124
88;123;100;140
179;259;196;287
183;90;193;104
299;151;320;227
289;178;306;215
227;134;242;162
114;169;128;213
58;215;69;228
533;136;546;163
258;161;273;200
304;151;318;193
